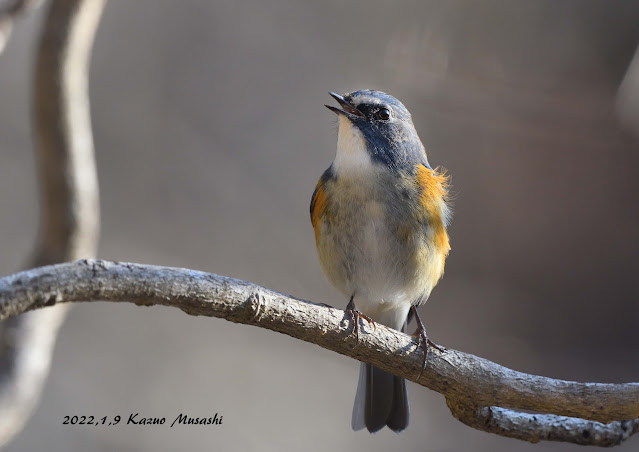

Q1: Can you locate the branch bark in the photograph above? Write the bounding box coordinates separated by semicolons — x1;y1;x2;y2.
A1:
0;259;637;447
447;400;639;446
0;0;104;446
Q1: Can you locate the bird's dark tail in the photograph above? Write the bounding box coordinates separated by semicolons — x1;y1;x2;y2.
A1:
352;362;409;433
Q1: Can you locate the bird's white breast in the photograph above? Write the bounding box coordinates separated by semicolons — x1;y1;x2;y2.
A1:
333;116;374;176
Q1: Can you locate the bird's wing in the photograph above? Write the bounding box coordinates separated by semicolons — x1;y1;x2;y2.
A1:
310;181;327;228
310;166;334;242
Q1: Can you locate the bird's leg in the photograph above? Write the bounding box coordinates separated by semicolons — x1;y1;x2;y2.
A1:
345;295;375;341
411;305;443;379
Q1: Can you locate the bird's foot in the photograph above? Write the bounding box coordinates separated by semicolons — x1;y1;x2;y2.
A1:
346;297;375;341
411;306;443;380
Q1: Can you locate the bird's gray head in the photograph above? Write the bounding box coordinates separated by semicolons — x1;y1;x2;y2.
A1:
326;90;430;172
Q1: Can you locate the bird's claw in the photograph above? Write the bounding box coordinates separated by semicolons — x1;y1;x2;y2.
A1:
348;308;375;341
411;306;443;380
345;296;375;341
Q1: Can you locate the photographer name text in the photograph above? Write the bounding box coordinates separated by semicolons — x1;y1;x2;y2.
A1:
62;413;223;427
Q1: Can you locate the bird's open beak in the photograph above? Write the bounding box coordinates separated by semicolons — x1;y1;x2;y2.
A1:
325;92;364;117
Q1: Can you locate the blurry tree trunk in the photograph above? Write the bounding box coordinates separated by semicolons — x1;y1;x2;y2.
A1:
0;0;104;446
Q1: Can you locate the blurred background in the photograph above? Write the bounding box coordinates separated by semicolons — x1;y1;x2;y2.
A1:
1;0;639;450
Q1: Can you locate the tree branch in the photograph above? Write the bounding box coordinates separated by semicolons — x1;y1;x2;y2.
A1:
0;259;637;447
33;0;104;263
446;399;639;446
0;0;104;446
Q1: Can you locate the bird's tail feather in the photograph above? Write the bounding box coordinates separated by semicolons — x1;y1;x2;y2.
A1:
352;362;409;433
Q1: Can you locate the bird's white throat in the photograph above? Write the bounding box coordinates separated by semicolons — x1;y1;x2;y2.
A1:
333;116;374;176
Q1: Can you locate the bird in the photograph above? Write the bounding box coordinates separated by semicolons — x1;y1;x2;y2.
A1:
310;90;451;433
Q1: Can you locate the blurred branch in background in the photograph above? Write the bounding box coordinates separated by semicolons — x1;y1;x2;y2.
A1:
0;0;43;53
0;0;104;447
0;259;637;447
617;44;639;137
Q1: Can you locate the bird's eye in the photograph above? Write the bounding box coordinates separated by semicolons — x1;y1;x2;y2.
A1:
376;108;391;121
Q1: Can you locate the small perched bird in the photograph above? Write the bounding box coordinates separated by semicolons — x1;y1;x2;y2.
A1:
310;90;451;433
